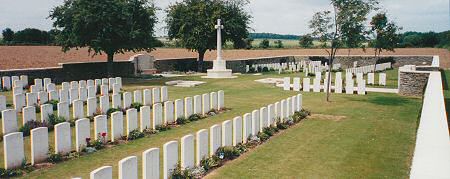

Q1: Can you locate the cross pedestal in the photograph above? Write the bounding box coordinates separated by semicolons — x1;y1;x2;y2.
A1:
203;19;237;79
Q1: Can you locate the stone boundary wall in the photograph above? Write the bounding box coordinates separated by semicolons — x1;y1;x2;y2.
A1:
398;56;440;97
0;61;135;83
154;55;433;73
409;72;450;178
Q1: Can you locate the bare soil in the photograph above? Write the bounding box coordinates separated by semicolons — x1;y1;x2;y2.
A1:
0;46;447;70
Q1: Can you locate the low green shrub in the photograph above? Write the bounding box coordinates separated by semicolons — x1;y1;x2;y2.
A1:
176;117;189;125
47;114;66;126
130;103;143;111
155;125;171;132
200;155;221;171
45;100;59;110
106;108;120;117
19;121;48;136
257;132;270;142
276;121;289;130
170;163;193;179
188;114;202;121
127;129;145;141
0;168;22;178
216;146;241;160
47;152;63;164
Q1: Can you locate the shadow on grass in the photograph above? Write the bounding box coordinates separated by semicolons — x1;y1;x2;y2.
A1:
440;70;450;131
365;96;413;106
441;70;449;90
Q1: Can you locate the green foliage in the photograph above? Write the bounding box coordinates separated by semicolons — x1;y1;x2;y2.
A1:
369;13;401;57
87;138;105;150
250;33;299;40
47;114;66;126
259;39;270;49
106;108;120;117
0;168;22;178
46;100;59;110
19;121;48;137
188;114;202;121
257;132;270;142
176;117;189;125
155;124;171;132
397;31;449;48
200;155;221;171
170;163;193;179
216;146;241;160
130;103;143;111
274;40;284;48
47;149;63;164
1;28;14;44
299;35;314;48
49;0;159;75
127;129;145;141
166;0;251;71
276;121;289;130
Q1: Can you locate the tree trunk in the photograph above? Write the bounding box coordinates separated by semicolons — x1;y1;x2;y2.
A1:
326;48;336;102
197;51;206;72
107;53;114;78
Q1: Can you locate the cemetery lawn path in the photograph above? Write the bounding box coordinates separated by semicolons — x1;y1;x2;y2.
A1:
16;73;421;178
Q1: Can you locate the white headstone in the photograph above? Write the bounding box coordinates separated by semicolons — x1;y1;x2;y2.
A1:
368;73;375;85
100;95;110;114
75;118;90;152
303;78;311;92
174;99;184;120
161;86;168;102
123;92;132;109
379;73;386;86
3;132;24;169
180;134;195;169
313;78;321;92
22;106;36;125
218;90;225;110
2;76;11;90
40;104;53;122
20;75;28;87
209;124;221;156
13;93;25;111
184;97;193;118
293;78;301;91
61;82;70;91
0;95;6;112
31;127;48;165
251;109;260;135
73;100;84;119
201;93;210;115
119;156;138;179
94;115;108;141
283;77;291;91
113;84;121;95
358;80;366;95
152;103;163;129
346;79;354;94
111;111;124;142
88;86;96;98
163;101;174;124
90;166;112;179
296;94;303;112
48;90;59;101
59;89;69;103
260;107;268;129
163;141;178;179
143;148;159;179
242;113;252;143
222;120;232;147
232;116;243;146
26;92;38;107
196;129;209;166
267;104;275;126
55;122;71;155
193;95;202;114
69;88;79;104
101;85;109;96
210;92;218;110
126;108;138;135
143;89;152;106
152;88;161;104
133;90;142;104
140;106;151;132
2;109;18;135
112;94;122;109
57;102;70;121
87;97;97;117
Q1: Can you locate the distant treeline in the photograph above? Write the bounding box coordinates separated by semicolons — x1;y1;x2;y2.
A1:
397;31;450;48
249;33;300;40
1;28;449;49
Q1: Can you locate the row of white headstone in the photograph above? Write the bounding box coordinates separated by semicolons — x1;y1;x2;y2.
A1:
1;90;225;170
1;75;28;91
283;73;380;95
345;62;391;75
88;94;303;179
247;60;340;74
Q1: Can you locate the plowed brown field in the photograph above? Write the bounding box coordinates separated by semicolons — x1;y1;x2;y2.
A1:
0;46;448;70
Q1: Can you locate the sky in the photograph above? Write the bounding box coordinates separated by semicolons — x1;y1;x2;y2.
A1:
0;0;448;36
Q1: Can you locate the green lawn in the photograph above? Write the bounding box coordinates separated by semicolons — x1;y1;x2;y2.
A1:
2;72;421;178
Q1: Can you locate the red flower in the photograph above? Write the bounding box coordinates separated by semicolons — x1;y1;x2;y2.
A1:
101;132;107;137
85;137;91;144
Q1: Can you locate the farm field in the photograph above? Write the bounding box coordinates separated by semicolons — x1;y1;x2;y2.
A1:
0;72;422;178
0;46;448;70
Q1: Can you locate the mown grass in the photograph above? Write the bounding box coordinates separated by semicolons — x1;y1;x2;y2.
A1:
1;72;421;178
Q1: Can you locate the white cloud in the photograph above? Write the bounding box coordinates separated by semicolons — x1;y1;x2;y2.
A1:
0;0;448;36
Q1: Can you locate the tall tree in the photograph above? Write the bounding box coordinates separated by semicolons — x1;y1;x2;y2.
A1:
299;35;314;48
2;28;14;44
370;13;401;61
309;0;378;102
49;0;159;76
166;0;251;72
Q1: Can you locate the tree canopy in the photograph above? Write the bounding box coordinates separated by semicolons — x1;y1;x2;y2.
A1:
166;0;251;71
49;0;159;76
369;13;401;58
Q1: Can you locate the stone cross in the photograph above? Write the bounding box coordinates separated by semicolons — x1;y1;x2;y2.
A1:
215;19;224;61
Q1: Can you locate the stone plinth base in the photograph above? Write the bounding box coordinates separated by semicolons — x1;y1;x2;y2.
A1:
202;69;237;79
